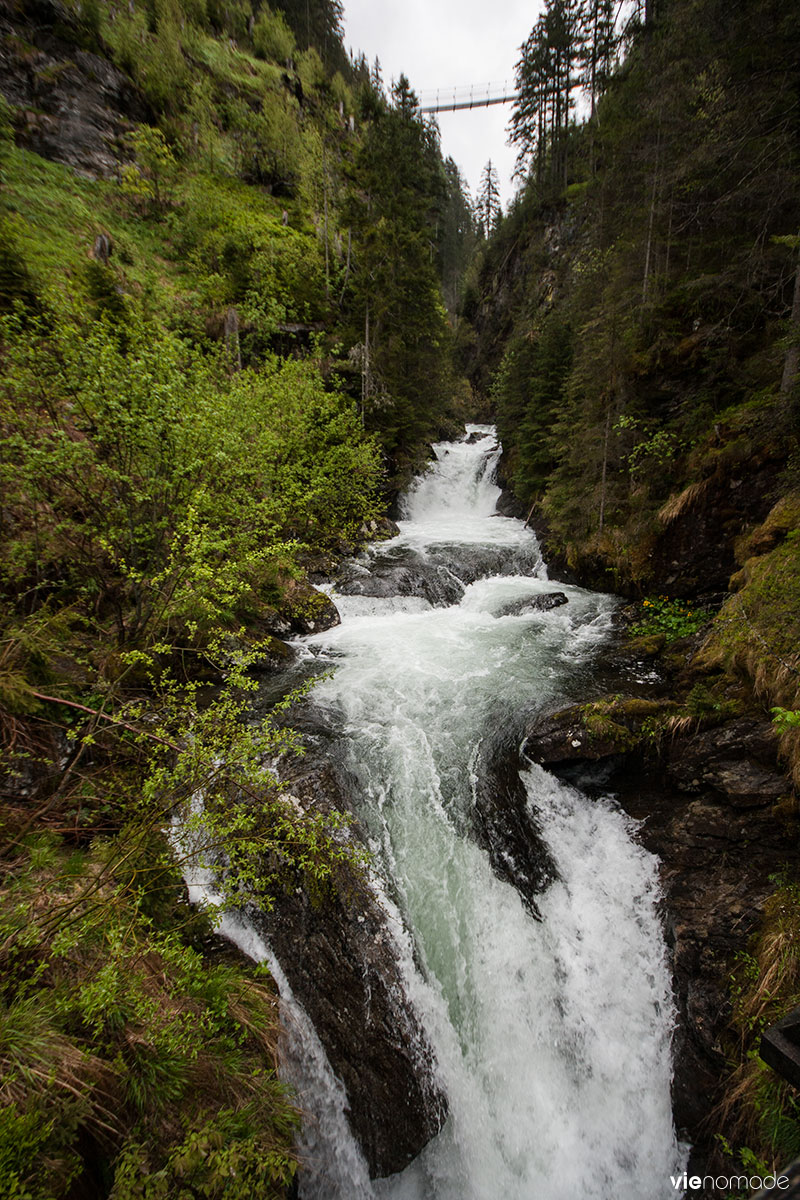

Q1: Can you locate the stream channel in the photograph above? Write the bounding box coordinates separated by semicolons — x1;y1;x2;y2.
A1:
199;426;687;1199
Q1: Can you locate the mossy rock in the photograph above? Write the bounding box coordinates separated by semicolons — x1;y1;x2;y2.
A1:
524;695;676;764
735;493;800;563
627;633;666;657
279;579;340;634
580;696;672;749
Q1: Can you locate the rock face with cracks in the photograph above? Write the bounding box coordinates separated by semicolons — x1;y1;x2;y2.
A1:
249;747;447;1179
0;0;152;178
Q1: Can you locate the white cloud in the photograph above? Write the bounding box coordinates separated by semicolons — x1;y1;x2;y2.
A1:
342;0;543;208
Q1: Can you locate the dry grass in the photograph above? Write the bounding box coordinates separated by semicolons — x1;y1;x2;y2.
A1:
0;993;124;1144
713;885;800;1169
658;477;714;525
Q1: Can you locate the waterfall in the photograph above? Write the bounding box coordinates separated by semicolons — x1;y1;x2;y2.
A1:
210;426;687;1198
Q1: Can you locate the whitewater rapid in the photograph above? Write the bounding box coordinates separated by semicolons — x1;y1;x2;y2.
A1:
272;426;685;1199
186;426;685;1199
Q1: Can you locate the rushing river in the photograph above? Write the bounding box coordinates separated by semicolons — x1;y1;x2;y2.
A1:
212;427;686;1199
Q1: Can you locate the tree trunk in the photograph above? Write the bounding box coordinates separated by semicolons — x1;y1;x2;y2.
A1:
361;304;370;426
598;405;611;533
781;238;800;396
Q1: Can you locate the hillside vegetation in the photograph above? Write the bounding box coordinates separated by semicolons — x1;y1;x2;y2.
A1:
0;0;477;1193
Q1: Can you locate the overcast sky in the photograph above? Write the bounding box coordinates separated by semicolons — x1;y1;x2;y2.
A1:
342;0;542;210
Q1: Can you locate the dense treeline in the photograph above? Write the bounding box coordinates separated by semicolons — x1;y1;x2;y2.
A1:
468;0;798;579
464;0;800;1175
0;0;475;1192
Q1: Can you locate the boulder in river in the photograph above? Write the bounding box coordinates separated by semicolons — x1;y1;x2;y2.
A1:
522;696;669;764
279;579;341;634
471;729;558;916
494;591;569;618
335;559;465;607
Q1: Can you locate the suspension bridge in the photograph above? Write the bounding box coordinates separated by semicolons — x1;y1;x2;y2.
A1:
416;81;518;114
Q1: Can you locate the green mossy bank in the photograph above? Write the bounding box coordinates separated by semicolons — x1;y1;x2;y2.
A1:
0;0;475;1192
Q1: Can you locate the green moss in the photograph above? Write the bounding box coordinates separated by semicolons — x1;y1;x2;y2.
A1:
627;632;666;656
704;509;800;685
579;696;669;749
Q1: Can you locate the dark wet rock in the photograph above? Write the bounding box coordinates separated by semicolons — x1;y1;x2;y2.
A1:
335;560;464;607
464;430;495;445
423;542;542;584
255;607;294;639
471;730;558;917
522;696;669;765
495;591;568;617
648;447;786;598
494;489;527;519
665;718;785;807
0;0;151;178
250;754;447;1178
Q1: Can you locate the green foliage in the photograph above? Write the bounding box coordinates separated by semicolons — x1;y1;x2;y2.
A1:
119;127;178;213
613;415;681;479
0;2;459;1193
493;314;572;503
630;596;710;642
0;309;380;650
0;827;301;1197
683;681;740;722
171;174;326;326
701;509;800;772
722;880;800;1172
252;5;295;62
438;158;478;316
465;0;800;591
341;76;455;457
772;708;800;733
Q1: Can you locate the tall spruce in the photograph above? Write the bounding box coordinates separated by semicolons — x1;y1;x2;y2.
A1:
477;160;501;238
342;75;451;457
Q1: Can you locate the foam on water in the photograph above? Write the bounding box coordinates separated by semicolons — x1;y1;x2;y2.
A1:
230;427;685;1199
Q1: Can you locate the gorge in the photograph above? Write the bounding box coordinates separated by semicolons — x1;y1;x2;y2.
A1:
1;0;799;1195
215;429;687;1198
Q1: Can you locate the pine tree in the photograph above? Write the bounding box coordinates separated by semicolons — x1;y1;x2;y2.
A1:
477;160;501;238
439;158;478;315
342;75;451;454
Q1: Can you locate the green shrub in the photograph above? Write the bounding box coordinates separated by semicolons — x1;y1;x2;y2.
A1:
631;595;711;642
252;6;295;63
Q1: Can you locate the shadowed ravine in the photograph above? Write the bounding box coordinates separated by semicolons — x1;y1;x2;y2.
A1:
203;427;687;1199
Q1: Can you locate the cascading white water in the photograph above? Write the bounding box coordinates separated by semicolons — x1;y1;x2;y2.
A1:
284;425;686;1200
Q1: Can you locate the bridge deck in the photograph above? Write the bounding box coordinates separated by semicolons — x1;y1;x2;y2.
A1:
419;94;517;114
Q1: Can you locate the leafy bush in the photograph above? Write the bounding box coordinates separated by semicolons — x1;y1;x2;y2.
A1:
252;6;295;63
0;308;380;651
630;595;710;642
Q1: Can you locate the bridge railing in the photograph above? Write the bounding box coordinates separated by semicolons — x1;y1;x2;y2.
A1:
416;82;518;115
